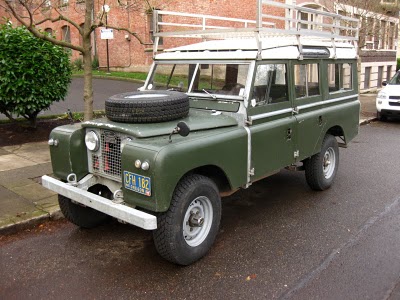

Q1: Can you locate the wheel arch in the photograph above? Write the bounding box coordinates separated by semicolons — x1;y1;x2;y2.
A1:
180;165;233;196
326;125;346;141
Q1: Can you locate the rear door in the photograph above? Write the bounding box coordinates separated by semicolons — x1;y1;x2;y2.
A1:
247;62;296;180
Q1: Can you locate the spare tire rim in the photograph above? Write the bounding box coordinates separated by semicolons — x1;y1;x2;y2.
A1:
183;196;213;247
125;94;168;99
323;147;336;179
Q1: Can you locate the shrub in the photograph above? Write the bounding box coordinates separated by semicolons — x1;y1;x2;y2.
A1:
0;23;72;127
92;55;99;70
72;58;83;71
397;58;400;71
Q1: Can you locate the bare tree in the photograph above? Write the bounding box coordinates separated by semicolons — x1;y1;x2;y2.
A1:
0;0;164;120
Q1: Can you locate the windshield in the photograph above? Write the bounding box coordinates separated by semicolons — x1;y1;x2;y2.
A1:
389;71;400;85
146;63;249;98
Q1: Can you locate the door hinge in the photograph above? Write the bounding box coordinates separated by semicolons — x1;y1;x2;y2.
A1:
249;168;255;176
294;150;299;159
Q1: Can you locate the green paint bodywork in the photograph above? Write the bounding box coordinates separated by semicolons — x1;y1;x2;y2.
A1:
48;57;360;215
121;126;247;211
49;124;88;181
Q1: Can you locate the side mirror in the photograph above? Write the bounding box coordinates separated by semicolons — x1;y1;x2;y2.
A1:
382;81;387;86
176;121;190;137
169;121;190;143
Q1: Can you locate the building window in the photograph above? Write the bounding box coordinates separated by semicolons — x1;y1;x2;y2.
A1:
61;25;71;53
388;22;395;49
387;66;392;81
373;20;380;50
294;64;320;98
380;20;387;49
328;63;353;93
364;67;371;89
58;0;68;6
44;28;53;36
61;25;71;43
378;66;384;87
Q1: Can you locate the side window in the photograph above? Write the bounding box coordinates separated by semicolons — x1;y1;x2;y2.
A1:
294;63;320;98
328;63;353;93
252;64;288;105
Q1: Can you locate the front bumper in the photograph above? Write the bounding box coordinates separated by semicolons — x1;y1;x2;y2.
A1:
41;175;157;230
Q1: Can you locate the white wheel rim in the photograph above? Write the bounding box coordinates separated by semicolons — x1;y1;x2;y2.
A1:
183;196;213;247
323;147;336;179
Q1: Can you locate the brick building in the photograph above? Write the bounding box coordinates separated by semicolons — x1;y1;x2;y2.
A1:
1;0;398;90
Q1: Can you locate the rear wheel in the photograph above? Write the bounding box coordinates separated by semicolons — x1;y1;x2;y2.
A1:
153;174;221;265
58;185;111;228
304;134;339;191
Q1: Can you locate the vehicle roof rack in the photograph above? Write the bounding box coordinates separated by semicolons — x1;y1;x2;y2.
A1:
153;0;359;60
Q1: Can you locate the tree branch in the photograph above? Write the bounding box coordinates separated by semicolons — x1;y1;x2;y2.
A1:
3;0;85;52
105;25;153;45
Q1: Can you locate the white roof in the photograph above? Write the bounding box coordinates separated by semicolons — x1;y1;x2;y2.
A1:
155;37;357;61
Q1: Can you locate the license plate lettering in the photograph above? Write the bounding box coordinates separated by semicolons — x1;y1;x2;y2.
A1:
124;171;151;196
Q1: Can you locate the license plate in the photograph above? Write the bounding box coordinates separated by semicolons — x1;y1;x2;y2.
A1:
124;171;151;196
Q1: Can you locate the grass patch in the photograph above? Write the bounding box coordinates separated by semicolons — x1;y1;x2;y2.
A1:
73;70;148;82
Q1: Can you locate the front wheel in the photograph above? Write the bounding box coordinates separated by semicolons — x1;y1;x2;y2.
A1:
153;174;221;265
377;111;387;121
58;184;111;228
304;134;339;191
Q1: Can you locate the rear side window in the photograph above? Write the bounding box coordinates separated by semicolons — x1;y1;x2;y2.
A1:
328;63;353;92
294;64;320;98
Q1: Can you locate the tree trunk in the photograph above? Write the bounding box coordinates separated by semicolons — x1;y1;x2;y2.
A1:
82;49;94;121
83;0;94;121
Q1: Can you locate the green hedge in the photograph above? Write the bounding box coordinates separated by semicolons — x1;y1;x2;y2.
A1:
0;23;72;126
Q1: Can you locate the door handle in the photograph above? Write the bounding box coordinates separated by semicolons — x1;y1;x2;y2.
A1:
286;128;292;140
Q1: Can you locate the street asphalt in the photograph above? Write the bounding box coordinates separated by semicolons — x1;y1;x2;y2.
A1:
0;78;379;234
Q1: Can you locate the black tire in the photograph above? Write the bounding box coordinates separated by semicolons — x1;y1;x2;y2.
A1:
58;185;111;229
153;174;221;265
105;90;189;123
304;134;339;191
377;111;387;121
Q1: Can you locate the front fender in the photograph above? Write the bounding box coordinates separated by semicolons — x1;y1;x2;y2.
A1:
121;127;248;212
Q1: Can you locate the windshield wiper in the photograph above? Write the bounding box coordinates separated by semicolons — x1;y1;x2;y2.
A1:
202;89;217;99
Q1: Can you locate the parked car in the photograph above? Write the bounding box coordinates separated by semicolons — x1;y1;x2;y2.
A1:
376;70;400;121
41;2;360;265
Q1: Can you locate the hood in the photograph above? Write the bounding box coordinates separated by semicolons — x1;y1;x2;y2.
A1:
82;109;238;138
381;84;400;96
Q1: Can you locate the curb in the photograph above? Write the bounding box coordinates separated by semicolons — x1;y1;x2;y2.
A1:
360;117;377;125
0;209;63;236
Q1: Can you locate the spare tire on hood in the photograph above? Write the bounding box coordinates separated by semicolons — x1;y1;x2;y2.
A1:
105;90;189;123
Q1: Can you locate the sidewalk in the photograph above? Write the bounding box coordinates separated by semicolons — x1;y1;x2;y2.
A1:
0;94;378;234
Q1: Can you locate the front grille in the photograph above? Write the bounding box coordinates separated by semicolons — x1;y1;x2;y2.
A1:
389;96;400;100
389;101;400;107
89;130;123;181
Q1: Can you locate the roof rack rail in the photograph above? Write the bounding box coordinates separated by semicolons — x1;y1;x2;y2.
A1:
152;0;359;59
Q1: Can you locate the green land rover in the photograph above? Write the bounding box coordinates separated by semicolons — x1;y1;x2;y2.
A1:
42;1;360;265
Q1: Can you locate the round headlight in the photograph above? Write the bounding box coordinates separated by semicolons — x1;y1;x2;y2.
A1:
85;131;100;151
120;137;132;152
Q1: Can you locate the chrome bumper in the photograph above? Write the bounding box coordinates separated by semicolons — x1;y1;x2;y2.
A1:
41;175;157;230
